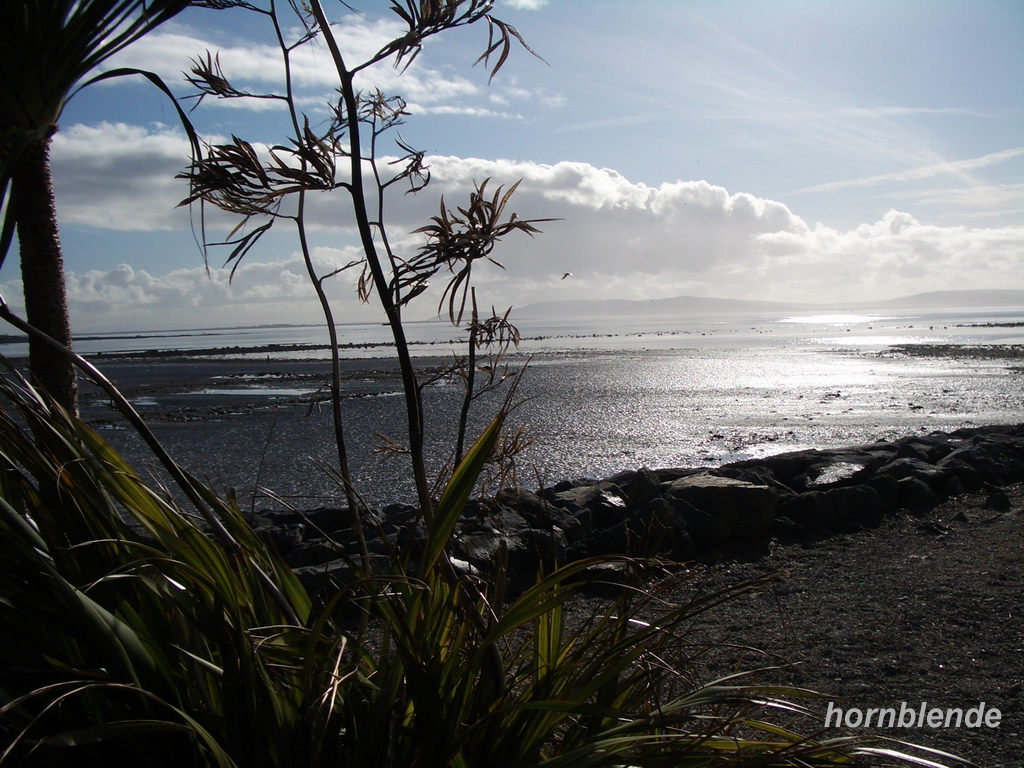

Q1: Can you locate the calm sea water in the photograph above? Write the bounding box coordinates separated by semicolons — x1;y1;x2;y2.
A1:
38;303;1020;507
1;304;1020;359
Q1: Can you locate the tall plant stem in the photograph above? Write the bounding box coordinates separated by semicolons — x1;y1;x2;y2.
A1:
293;196;368;568
272;3;367;566
309;0;433;522
455;289;479;465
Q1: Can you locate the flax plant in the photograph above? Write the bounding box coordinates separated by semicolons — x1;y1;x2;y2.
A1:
0;369;973;765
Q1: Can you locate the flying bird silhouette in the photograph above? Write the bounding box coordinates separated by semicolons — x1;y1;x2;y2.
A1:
561;272;572;280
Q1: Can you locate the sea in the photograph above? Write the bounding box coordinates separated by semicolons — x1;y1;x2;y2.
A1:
2;303;1021;507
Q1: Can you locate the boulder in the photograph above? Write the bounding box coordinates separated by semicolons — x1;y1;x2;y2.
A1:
897;476;943;514
777;485;887;533
669;498;732;548
876;457;947;489
937;435;1024;488
552;481;629;529
664;473;778;539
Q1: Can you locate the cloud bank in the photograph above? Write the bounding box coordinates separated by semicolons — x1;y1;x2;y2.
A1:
42;124;1024;330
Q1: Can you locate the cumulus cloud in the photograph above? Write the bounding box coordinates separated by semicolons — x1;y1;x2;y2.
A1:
1;249;377;332
388;158;1023;305
50;122;196;231
45;133;1024;324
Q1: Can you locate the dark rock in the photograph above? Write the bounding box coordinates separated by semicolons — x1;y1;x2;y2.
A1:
294;558;354;592
255;523;304;555
727;449;826;488
983;490;1011;511
894;434;958;463
769;515;805;540
717;465;796;497
876;457;947;489
937;435;1024;488
515;500;592;545
552;482;629;529
864;473;900;508
665;473;777;539
777;485;887;533
894;442;930;462
629;497;695;559
669;498;733;548
606;467;662;507
285;538;343;568
897;476;943;514
270;424;1024;597
495;488;545;521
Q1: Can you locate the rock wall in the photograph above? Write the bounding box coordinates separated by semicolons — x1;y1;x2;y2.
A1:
253;424;1024;594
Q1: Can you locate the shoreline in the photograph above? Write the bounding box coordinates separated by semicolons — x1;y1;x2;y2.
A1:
64;341;1024;510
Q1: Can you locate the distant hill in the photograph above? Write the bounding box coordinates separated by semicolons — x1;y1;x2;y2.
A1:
852;290;1024;310
516;290;1023;319
516;296;805;319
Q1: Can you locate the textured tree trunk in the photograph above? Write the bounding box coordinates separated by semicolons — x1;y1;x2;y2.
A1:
12;139;78;414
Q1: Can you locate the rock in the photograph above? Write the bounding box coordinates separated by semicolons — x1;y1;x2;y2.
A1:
777;485;887;533
728;449;826;488
937;435;1024;488
876;457;947;489
495;488;545;521
897;476;942;515
669;498;732;548
263;424;1024;597
769;515;804;539
894;442;930;462
285;538;343;568
606;467;663;507
294;558;354;592
552;481;629;529
665;473;778;539
255;523;304;555
983;490;1011;511
505;489;592;544
629;497;695;559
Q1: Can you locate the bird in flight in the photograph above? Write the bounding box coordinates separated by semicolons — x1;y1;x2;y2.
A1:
561;272;572;280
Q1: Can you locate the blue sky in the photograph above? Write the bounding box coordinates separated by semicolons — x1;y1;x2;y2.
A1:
5;0;1023;331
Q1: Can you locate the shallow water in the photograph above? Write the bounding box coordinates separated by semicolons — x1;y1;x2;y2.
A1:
57;303;1024;507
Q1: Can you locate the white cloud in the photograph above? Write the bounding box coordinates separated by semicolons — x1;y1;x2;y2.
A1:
0;249;376;332
502;0;549;9
50;122;196;231
102;19;483;109
45;133;1024;323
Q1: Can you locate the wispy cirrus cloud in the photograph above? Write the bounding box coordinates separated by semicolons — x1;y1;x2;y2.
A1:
501;0;549;9
795;147;1024;194
833;106;993;119
102;20;480;107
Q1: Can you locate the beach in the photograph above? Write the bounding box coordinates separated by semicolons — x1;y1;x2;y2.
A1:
76;335;1024;511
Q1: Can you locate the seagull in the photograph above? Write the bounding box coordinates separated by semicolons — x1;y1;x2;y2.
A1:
561;272;572;280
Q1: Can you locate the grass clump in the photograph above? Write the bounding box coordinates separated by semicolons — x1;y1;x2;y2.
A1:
0;372;975;767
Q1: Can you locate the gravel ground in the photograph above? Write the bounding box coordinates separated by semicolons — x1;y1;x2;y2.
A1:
619;484;1024;767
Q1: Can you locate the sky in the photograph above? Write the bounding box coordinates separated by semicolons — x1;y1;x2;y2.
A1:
4;0;1023;332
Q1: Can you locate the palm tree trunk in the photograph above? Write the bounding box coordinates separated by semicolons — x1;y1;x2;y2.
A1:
12;139;78;415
